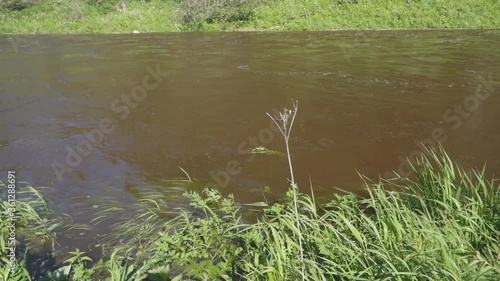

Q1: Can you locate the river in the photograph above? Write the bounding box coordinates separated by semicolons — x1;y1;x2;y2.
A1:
0;30;499;261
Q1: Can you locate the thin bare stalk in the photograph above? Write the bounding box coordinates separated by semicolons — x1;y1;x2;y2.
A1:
267;100;305;281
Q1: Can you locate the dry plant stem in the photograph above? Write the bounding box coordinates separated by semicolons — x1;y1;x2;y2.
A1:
267;100;305;281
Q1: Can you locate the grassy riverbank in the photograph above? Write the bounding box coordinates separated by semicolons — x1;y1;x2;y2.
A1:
2;147;500;280
0;0;499;33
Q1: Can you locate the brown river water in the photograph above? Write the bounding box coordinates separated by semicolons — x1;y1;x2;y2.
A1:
0;30;499;260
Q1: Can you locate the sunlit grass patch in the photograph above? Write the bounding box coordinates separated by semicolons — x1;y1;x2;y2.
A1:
247;0;500;30
1;0;498;33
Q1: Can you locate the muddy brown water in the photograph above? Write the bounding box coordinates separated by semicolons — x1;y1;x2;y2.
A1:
1;30;499;262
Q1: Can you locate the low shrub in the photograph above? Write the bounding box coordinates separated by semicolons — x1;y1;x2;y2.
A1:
0;0;37;11
180;0;261;27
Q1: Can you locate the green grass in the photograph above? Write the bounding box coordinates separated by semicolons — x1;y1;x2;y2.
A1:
147;147;500;280
248;0;500;31
0;0;179;33
0;0;499;33
0;185;60;281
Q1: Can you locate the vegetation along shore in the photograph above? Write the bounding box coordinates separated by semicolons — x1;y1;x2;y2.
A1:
0;0;499;33
2;147;500;280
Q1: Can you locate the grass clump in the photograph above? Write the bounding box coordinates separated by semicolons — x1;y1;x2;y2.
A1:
151;189;246;280
0;185;59;280
249;146;284;156
150;147;499;280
